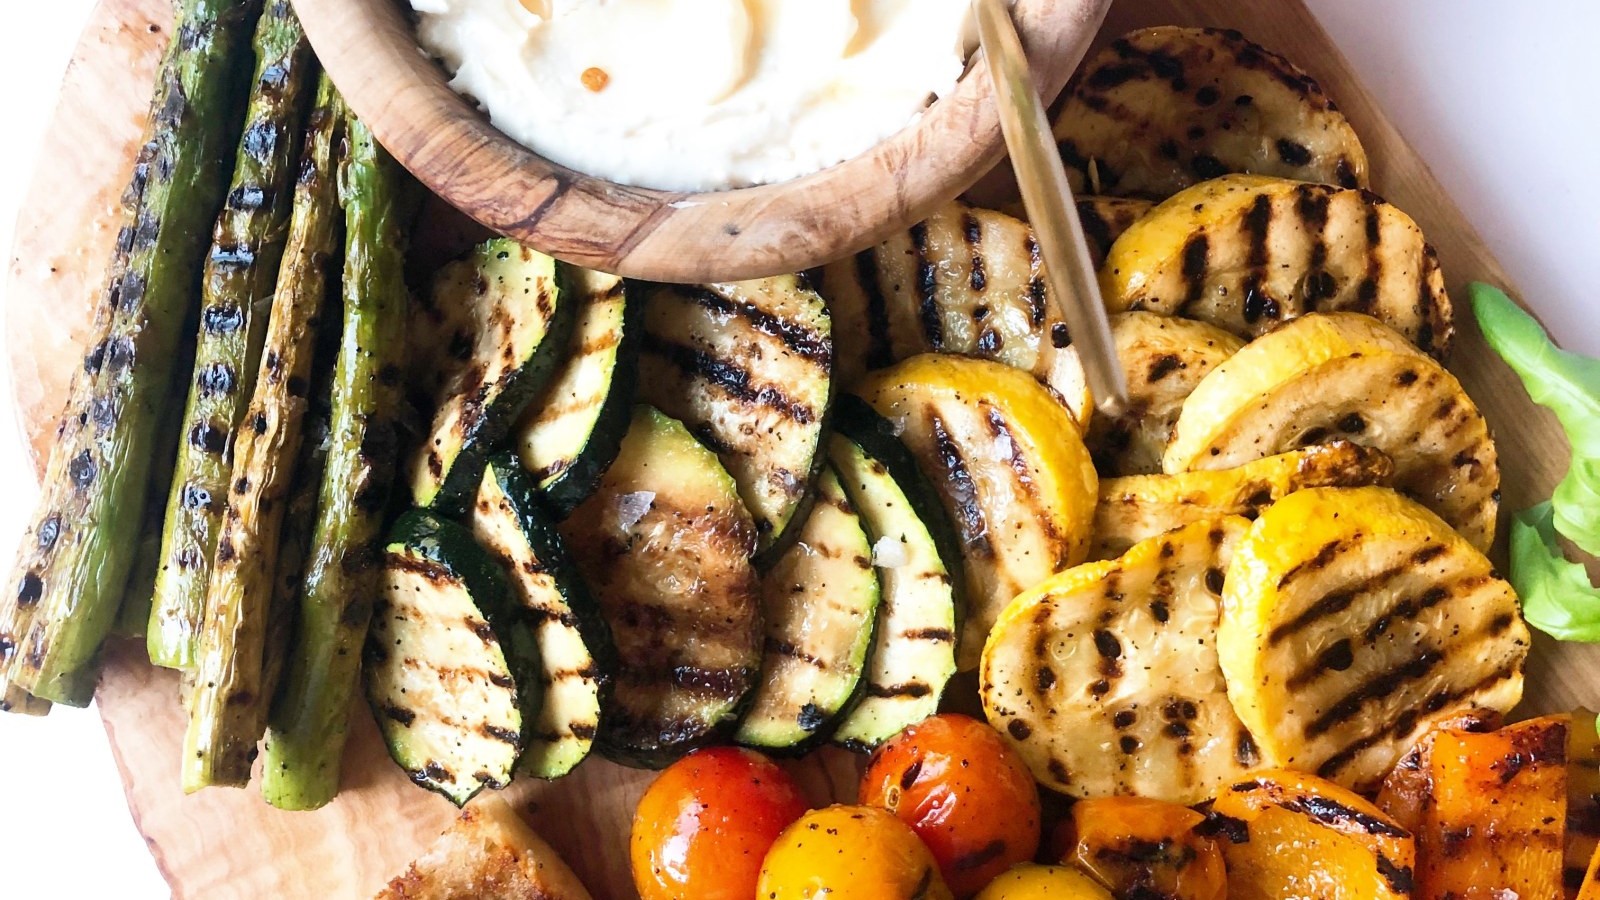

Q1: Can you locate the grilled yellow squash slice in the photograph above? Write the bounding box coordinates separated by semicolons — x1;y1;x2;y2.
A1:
1101;176;1453;356
820;202;1092;424
997;196;1154;269
1219;486;1529;791
857;354;1098;670
1054;26;1369;198
1085;312;1244;475
1164;312;1498;548
1092;441;1393;560
981;517;1258;804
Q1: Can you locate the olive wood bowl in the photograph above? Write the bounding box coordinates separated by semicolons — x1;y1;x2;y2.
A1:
293;0;1112;281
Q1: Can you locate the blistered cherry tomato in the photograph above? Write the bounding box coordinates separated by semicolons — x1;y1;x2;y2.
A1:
973;864;1115;899
859;713;1043;896
629;746;808;900
758;804;954;900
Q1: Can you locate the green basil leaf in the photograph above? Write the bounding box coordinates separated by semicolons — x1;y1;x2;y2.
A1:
1510;502;1600;642
1470;282;1600;554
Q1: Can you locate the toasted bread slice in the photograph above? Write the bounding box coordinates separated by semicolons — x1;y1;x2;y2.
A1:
376;795;594;900
1054;26;1369;198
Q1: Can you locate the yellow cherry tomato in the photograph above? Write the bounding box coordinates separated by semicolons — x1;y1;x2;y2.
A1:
974;864;1116;900
758;804;954;900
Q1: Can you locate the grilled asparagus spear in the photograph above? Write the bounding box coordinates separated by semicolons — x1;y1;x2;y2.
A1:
182;74;341;790
0;0;261;707
150;2;315;670
260;114;413;808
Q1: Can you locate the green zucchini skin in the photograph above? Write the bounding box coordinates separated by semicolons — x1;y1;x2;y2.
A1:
365;509;542;807
827;395;965;752
257;113;413;807
0;0;263;707
514;267;641;519
560;406;763;769
149;2;316;671
734;466;881;755
637;276;835;567
410;240;580;516
182;72;342;792
475;454;615;779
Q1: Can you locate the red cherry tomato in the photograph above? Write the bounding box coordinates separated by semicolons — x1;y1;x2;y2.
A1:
859;713;1043;897
630;746;809;900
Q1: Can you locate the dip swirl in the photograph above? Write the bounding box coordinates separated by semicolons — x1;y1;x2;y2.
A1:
410;0;975;192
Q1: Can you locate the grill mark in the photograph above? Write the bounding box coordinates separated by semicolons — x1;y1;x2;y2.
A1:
763;637;823;668
1282;795;1410;838
1303;650;1441;740
1362;583;1459;643
962;211;987;293
1354;202;1385;315
1316;659;1524;780
908;222;942;349
1286;639;1355;691
1008;233;1045;329
684;287;831;364
903;627;955;642
982;404;1065;555
868;681;933;699
1181;233;1210;304
643;336;816;424
929;411;992;558
854;251;894;368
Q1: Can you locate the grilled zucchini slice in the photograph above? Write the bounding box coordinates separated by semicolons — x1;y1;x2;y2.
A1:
857;354;1097;670
981;517;1258;804
1093;441;1393;560
1086;312;1244;475
364;509;541;806
1164;312;1498;548
818;201;1093;424
735;467;881;753
639;277;831;562
1054;26;1369;198
472;456;612;779
827;413;961;751
559;406;762;768
1218;486;1530;791
409;240;578;513
512;268;639;518
1101;176;1453;355
998;196;1153;270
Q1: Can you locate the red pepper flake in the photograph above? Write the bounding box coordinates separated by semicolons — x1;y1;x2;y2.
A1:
581;67;610;93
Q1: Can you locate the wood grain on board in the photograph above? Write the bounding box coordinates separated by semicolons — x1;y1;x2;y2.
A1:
5;0;1595;898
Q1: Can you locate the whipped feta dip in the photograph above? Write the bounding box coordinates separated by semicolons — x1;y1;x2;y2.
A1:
409;0;976;191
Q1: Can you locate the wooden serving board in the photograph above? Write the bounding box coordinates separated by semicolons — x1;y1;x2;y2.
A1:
7;1;1598;898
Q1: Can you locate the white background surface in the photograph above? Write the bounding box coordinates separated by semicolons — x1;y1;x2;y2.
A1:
1;2;1598;896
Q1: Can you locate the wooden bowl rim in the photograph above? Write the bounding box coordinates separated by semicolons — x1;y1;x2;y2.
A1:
294;0;1112;282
